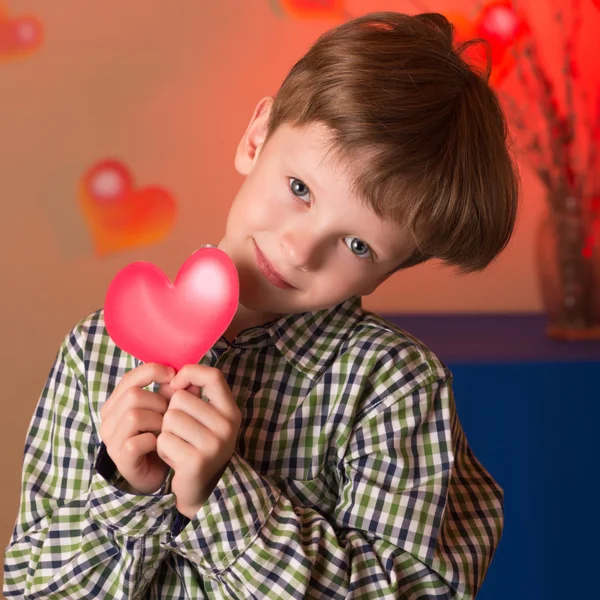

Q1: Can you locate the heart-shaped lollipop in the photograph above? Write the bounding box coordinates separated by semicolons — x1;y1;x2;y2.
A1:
104;247;239;370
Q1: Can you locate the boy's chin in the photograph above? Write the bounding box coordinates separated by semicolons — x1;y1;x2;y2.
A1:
239;286;297;315
239;285;349;318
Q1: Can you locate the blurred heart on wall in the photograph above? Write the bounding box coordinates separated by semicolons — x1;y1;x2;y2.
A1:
79;159;177;257
270;0;346;19
0;1;43;61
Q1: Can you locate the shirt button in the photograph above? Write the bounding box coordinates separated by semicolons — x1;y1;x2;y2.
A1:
147;506;162;518
143;569;154;580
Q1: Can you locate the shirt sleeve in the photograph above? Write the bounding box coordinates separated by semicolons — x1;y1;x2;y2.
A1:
164;373;504;599
2;329;177;600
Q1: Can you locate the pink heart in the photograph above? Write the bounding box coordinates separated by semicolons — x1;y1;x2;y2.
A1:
104;247;239;371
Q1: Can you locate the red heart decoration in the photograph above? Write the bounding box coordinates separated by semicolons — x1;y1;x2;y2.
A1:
0;13;43;58
277;0;345;19
79;158;177;256
104;247;239;371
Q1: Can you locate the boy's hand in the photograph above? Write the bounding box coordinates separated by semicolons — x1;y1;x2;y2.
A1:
156;364;242;519
99;363;179;495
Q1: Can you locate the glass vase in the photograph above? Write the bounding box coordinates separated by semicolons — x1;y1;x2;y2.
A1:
535;196;600;341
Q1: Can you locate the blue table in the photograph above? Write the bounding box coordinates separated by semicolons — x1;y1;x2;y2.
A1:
381;313;600;599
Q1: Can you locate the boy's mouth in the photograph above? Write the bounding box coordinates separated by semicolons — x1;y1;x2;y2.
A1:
253;241;295;289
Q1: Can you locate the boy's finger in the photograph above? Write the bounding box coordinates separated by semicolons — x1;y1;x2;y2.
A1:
116;363;175;396
102;363;175;419
157;383;177;400
169;365;237;419
101;389;169;439
111;408;164;452
185;384;202;397
153;383;198;402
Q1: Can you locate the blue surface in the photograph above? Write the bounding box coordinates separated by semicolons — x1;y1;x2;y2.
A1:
380;313;600;363
381;314;600;599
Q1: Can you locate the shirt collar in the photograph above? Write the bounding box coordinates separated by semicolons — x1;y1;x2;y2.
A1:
215;296;365;380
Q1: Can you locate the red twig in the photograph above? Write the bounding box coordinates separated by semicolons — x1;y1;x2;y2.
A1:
556;0;582;200
500;89;553;190
587;92;600;199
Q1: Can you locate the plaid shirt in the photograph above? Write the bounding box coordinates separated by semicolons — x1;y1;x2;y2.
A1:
4;296;503;599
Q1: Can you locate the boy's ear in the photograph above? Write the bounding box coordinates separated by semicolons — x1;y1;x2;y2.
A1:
235;96;274;176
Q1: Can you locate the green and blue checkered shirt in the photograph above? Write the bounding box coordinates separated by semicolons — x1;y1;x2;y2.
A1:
4;296;503;598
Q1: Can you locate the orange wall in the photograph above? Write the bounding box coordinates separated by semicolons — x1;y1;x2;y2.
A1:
2;0;598;589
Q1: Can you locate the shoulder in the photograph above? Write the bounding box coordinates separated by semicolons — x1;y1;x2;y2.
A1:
59;308;111;364
57;308;132;391
335;311;452;420
345;310;449;384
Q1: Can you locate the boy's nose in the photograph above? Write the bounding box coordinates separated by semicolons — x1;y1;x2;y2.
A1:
279;230;321;272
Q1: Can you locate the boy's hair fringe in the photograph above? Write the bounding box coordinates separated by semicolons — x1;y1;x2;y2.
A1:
264;12;520;273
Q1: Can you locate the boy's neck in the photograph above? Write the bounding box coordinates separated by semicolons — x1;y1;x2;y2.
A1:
223;304;279;343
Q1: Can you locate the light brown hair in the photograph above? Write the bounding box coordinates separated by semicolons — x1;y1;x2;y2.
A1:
264;12;520;273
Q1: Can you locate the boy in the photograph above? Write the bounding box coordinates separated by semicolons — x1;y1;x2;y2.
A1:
4;11;518;599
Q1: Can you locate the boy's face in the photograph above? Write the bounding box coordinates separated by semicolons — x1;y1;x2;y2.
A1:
218;96;414;325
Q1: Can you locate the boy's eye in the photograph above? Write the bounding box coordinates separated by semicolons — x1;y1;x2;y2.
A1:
289;177;310;202
344;237;372;260
288;177;372;261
